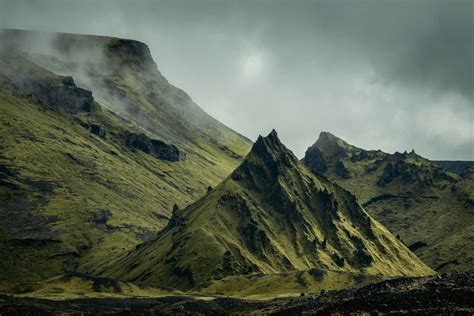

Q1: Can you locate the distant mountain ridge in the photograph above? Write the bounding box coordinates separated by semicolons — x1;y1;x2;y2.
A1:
433;161;474;176
303;132;474;273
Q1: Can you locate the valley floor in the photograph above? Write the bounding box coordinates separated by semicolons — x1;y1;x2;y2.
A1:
0;273;472;315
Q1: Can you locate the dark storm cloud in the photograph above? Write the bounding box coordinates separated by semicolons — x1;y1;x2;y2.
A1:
341;1;473;101
0;0;472;159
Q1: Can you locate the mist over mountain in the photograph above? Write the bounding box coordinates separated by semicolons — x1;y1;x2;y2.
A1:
0;0;472;160
0;29;251;292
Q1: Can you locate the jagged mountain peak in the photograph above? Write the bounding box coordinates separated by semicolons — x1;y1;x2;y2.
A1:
305;131;457;187
314;131;359;156
257;127;278;140
303;132;365;176
249;129;289;159
254;129;284;151
231;129;300;187
317;131;340;143
302;132;473;273
105;133;433;291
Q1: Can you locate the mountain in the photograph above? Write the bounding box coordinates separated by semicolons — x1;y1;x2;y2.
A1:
104;130;433;297
0;29;250;154
303;132;474;272
433;161;474;176
18;273;181;300
0;29;251;292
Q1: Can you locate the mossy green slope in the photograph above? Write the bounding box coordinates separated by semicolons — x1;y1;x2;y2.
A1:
303;132;474;272
194;269;384;299
105;130;432;294
0;31;251;292
18;273;181;300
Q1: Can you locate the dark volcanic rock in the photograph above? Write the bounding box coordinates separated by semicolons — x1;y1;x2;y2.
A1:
408;241;428;252
273;273;474;315
0;53;100;115
122;132;183;162
24;76;99;115
85;123;107;138
377;157;449;188
377;162;398;186
302;145;328;174
335;159;351;179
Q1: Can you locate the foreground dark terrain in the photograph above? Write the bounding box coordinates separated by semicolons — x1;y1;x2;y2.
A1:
0;273;472;315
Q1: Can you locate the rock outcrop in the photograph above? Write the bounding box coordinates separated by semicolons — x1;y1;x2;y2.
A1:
0;51;99;115
23;76;99;115
122;132;183;162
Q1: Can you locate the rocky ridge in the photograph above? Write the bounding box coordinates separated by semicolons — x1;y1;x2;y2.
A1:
103;130;432;294
303;131;474;272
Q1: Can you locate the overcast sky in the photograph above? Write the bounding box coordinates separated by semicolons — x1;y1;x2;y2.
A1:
1;0;472;159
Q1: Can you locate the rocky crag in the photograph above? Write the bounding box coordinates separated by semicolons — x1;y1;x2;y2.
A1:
104;130;432;296
303;132;474;272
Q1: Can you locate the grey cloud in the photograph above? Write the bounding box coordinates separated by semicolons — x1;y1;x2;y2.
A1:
0;0;472;159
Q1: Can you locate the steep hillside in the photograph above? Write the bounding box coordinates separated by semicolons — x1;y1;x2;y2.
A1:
0;30;251;292
0;29;250;155
303;132;474;272
104;130;432;295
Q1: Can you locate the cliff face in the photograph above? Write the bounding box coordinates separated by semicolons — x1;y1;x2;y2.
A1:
16;75;98;115
34;77;98;114
105;38;160;72
0;52;99;115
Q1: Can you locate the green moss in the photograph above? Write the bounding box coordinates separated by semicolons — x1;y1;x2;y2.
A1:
193;269;384;299
18;273;182;300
